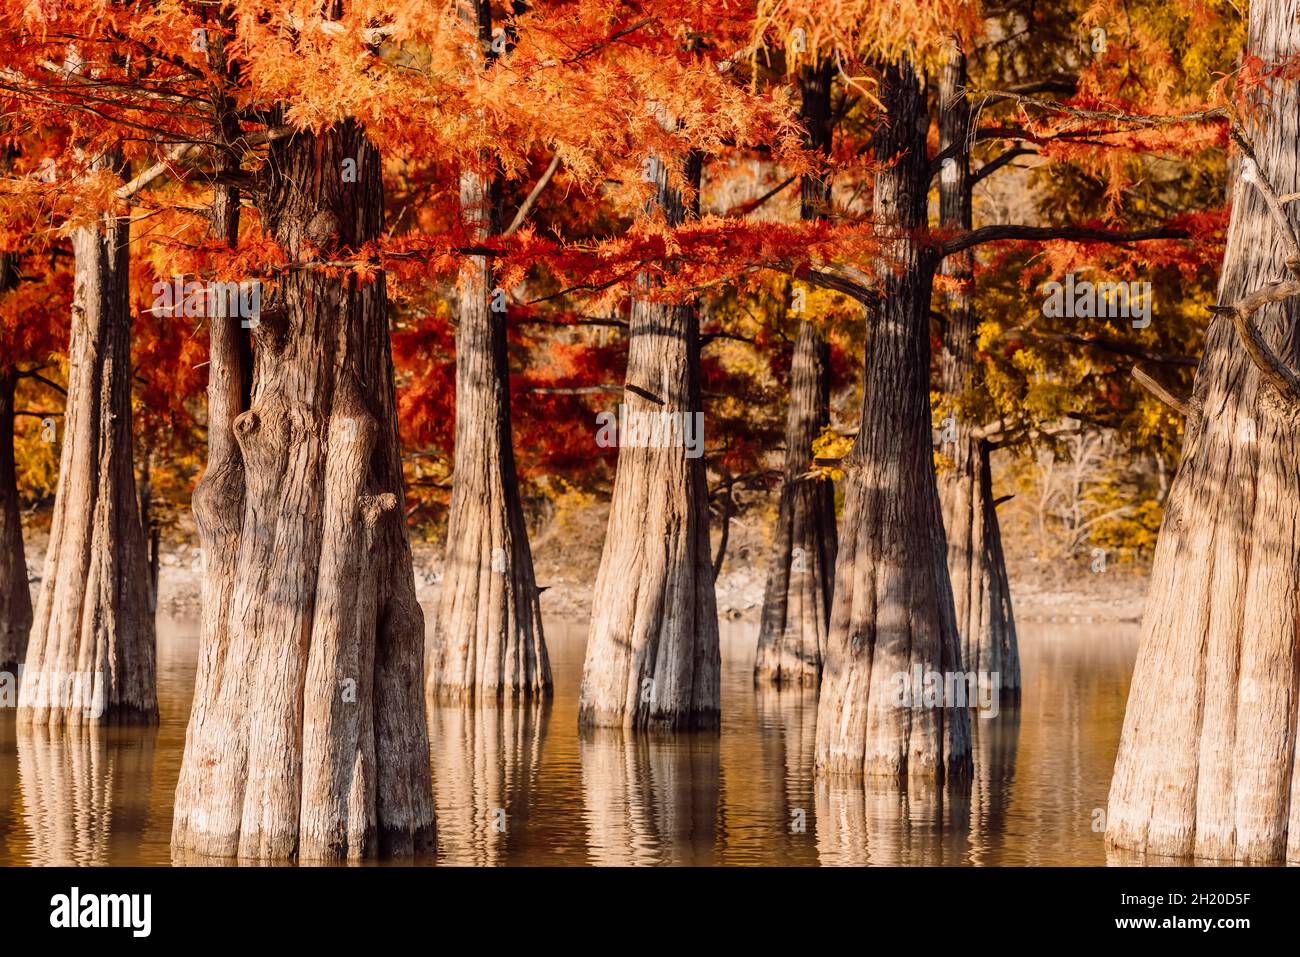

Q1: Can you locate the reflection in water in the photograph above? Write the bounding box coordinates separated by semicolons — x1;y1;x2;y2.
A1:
580;729;720;866
816;775;971;866
13;722;156;866
750;684;818;854
429;700;550;865
0;615;1144;865
968;709;1021;865
0;716;15;862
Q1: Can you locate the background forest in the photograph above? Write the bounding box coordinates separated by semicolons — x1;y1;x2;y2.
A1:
1;0;1233;611
10;0;1298;870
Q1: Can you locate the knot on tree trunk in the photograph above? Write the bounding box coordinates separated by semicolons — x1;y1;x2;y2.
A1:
233;410;260;438
304;209;341;251
1260;386;1300;427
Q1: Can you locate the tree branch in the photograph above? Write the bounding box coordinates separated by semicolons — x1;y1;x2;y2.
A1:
1131;365;1191;416
1209;280;1300;407
939;223;1187;258
1230;124;1300;276
971;146;1036;184
502;152;561;238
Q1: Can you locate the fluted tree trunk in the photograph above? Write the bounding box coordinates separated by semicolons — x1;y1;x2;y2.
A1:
814;58;972;781
936;46;1020;704
755;61;839;687
579;151;720;731
1;344;33;673
171;121;435;861
1107;0;1300;864
428;0;550;702
18;150;155;726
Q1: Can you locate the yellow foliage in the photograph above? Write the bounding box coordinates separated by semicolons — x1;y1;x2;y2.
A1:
811;425;853;481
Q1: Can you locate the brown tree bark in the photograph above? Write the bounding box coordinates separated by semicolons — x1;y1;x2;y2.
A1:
18;150;156;727
0;148;30;673
936;47;1021;704
1107;0;1300;864
579;151;721;731
755;62;839;687
813;58;972;781
171;121;435;861
0;360;33;674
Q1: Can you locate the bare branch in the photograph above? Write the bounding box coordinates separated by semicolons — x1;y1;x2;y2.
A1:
968;90;1229;129
1229;125;1300;276
1210;280;1300;406
502;153;561;238
1131;365;1191;416
939;222;1187;258
971;146;1036;184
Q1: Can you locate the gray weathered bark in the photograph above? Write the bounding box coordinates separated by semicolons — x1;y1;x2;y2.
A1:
936;46;1020;705
579;151;721;730
18;149;156;727
428;169;550;701
428;0;550;702
755;62;839;687
1107;0;1300;864
813;58;972;780
171;121;435;861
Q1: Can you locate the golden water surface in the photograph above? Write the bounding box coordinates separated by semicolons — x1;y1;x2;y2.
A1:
0;617;1139;866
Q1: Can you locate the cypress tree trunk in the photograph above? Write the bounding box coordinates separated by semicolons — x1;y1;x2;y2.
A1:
755;62;839;687
171;122;435;861
427;168;550;701
0;361;32;674
1107;0;1300;864
0;152;31;674
18;152;156;727
428;0;549;702
813;59;972;780
936;46;1020;705
579;151;721;731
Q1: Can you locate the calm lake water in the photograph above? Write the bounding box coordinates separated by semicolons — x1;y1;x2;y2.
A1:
0;615;1140;866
